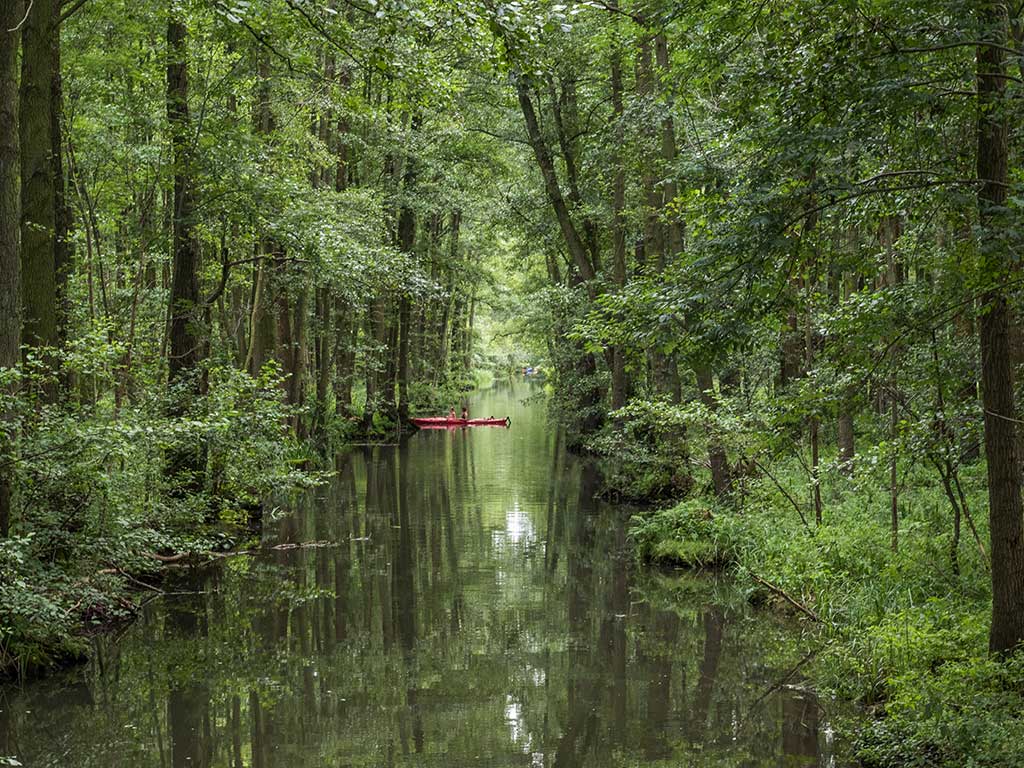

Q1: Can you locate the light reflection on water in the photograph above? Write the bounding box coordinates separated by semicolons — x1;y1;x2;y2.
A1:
0;380;850;767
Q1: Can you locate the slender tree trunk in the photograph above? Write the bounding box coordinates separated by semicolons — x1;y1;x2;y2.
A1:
248;50;282;384
0;0;22;537
333;300;354;415
837;410;855;474
655;33;682;264
436;210;460;385
362;298;385;432
463;285;476;377
514;76;596;284
230;281;246;368
51;22;68;342
515;76;605;437
801;169;823;523
807;271;822;525
837;276;856;474
381;317;398;421
890;387;899;551
276;280;293;400
638;37;674;399
548;76;600;267
695;366;731;497
396;127;417;423
19;0;59;353
291;283;308;437
314;286;331;434
609;21;628;412
977;0;1024;654
246;252;275;375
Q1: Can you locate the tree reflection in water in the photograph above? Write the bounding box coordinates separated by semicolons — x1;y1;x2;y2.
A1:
3;382;850;767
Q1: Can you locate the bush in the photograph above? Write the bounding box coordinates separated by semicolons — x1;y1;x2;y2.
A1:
588;399;695;501
0;353;307;677
629;500;733;567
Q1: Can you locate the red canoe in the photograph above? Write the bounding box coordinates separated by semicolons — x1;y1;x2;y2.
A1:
410;416;511;429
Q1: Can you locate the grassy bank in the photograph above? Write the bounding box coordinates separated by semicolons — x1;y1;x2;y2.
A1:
629;458;1024;768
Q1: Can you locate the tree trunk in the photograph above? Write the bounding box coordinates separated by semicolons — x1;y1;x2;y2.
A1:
0;0;22;537
246;251;276;376
463;286;476;377
333;299;354;415
609;23;628;412
166;7;205;494
549;77;601;270
837;411;855;474
396;129;417;423
381;316;398;421
19;0;59;352
890;389;899;551
436;210;460;385
276;278;293;400
362;298;385;432
695;366;731;497
51;21;68;342
976;1;1024;655
291;283;308;437
837;272;856;475
515;76;597;285
166;11;202;385
655;33;683;264
314;286;331;434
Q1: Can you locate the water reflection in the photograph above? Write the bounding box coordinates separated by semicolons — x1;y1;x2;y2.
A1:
2;382;848;767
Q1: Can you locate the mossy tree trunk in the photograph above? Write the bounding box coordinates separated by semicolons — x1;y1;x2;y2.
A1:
19;0;59;355
0;0;22;538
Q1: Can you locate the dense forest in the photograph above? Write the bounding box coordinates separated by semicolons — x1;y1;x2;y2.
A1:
3;0;1024;764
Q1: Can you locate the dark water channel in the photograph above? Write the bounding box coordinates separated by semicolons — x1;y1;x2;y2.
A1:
1;381;849;767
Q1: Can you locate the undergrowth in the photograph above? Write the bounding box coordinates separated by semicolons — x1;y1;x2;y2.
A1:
629;456;1024;768
0;359;312;678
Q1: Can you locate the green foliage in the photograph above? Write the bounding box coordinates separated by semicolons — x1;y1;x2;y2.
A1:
588;399;694;500
0;342;307;676
629;500;729;568
857;653;1024;768
629;453;1014;766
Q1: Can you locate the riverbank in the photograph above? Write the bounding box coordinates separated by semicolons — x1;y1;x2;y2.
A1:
2;368;526;682
2;382;851;767
629;458;1024;767
0;364;312;681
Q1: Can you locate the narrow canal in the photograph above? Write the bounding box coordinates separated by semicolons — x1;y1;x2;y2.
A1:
1;381;848;766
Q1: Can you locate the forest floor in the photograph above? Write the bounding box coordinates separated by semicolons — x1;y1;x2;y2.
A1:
628;457;1024;767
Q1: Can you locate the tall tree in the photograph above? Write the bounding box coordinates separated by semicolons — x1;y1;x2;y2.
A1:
0;0;22;537
976;0;1024;655
166;8;202;385
165;3;206;496
19;0;59;352
608;14;628;412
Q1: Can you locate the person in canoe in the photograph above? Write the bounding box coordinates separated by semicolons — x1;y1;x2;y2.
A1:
449;407;457;420
461;405;469;420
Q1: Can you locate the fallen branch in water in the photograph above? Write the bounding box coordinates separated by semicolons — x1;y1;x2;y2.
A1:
744;646;821;714
110;565;164;593
747;570;821;622
147;540;341;565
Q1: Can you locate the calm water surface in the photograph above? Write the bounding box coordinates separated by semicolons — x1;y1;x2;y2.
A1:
1;381;848;766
